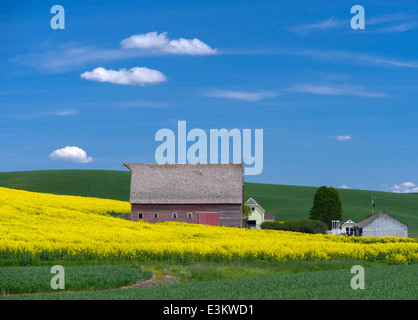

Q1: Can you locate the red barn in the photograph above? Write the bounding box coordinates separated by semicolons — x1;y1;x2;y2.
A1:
124;163;244;227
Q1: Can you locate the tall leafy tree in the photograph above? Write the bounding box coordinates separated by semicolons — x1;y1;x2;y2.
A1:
242;192;251;227
309;186;342;228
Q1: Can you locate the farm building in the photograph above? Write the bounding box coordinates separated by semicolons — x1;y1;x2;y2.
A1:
245;197;274;228
353;211;408;238
124;163;244;227
327;219;356;235
340;219;356;236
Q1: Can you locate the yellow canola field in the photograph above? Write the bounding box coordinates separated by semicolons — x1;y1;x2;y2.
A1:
0;187;417;264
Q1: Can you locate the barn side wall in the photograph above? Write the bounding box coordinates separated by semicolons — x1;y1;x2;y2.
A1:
362;215;408;238
131;204;242;227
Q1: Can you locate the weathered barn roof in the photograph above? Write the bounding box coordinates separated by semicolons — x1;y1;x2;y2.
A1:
354;211;408;228
124;163;244;204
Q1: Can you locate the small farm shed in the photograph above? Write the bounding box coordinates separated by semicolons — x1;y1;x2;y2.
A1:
340;219;356;236
124;163;244;227
245;197;274;228
353;211;408;238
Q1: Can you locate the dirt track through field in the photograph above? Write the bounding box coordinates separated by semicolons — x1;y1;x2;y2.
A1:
120;274;179;289
2;274;179;297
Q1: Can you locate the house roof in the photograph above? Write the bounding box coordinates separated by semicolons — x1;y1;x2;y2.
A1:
264;213;275;221
124;163;244;204
245;197;265;213
340;219;356;226
354;211;408;228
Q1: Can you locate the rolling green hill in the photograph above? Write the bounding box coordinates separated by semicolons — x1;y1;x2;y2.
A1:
0;170;131;201
1;170;417;233
244;183;418;233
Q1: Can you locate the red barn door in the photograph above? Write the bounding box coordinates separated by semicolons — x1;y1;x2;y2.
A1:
198;213;219;226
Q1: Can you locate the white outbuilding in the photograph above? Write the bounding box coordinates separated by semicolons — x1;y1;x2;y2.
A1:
353;211;408;238
340;219;356;236
245;198;274;229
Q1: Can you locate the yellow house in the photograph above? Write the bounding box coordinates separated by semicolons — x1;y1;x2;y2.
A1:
340;219;356;236
245;198;274;228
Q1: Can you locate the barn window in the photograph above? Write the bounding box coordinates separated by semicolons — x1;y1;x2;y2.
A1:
153;213;158;219
251;207;255;212
187;212;193;219
138;213;143;219
172;213;177;219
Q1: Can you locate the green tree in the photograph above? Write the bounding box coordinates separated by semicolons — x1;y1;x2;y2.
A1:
242;192;251;227
365;211;374;219
309;186;342;228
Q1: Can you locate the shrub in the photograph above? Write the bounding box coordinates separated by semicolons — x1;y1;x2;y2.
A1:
261;219;328;234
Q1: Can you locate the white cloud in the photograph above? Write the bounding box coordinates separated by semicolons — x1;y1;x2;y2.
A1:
328;135;352;141
401;182;416;188
80;67;167;86
14;33;216;73
291;17;346;34
49;146;94;163
367;13;412;25
47;109;78;116
338;185;351;189
13;45;135;73
290;13;416;35
205;90;278;101
117;100;170;108
390;182;418;193
12;109;78;120
378;22;416;33
120;32;217;55
266;49;418;70
367;13;417;33
289;83;387;98
335;135;352;141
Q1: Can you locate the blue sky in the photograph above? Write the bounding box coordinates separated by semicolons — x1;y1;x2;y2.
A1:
1;0;418;192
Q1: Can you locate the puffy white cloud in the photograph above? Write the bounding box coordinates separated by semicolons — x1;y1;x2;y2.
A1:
329;135;352;141
49;146;94;163
400;181;416;188
391;182;418;193
120;32;217;55
80;67;167;86
338;185;351;189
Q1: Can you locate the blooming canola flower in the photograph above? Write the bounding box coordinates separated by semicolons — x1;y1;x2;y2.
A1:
0;187;417;264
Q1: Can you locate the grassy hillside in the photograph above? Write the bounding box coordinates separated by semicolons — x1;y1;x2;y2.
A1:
1;170;417;232
245;183;418;233
0;170;131;201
